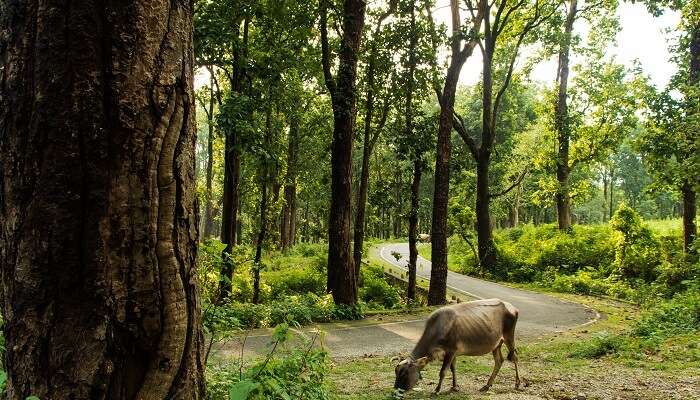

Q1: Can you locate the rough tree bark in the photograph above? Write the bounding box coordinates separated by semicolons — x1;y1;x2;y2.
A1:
0;1;204;398
320;0;366;305
555;0;577;231
429;0;481;305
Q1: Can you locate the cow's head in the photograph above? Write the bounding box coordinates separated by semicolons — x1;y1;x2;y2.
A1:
393;356;429;392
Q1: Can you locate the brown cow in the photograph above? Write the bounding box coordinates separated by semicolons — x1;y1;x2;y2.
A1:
393;299;520;395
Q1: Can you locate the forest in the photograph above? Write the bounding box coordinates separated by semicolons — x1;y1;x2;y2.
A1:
0;0;698;399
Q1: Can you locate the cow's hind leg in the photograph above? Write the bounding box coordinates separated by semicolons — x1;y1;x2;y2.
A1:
480;343;504;392
434;352;455;394
505;336;520;389
504;317;521;389
449;357;459;392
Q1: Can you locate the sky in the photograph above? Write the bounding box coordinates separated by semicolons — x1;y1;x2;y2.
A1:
194;1;681;90
430;0;681;88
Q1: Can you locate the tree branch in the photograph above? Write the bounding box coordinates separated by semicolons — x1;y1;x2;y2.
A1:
453;111;480;159
490;167;529;198
320;1;337;103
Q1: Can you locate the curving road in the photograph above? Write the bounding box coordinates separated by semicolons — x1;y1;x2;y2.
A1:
211;243;598;361
377;243;598;338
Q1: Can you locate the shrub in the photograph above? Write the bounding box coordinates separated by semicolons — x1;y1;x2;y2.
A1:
550;268;609;296
265;266;326;299
570;331;627;358
610;204;663;282
493;223;615;281
633;290;700;339
359;266;402;309
207;324;330;400
268;293;335;326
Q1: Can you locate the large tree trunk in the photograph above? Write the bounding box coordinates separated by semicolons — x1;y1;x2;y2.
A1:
321;0;366;305
681;182;697;254
0;1;204;398
555;0;577;231
203;72;217;238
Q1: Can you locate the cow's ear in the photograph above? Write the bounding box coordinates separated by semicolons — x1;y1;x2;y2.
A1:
415;356;429;369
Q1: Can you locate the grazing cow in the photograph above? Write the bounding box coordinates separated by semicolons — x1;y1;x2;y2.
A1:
393;299;520;395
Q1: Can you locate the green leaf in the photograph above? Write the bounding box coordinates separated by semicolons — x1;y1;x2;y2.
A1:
228;379;259;400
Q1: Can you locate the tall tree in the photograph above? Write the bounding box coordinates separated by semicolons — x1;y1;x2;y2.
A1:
353;0;397;281
0;1;204;398
320;0;367;305
554;0;578;230
453;0;555;272
195;1;251;301
428;0;483;305
197;68;219;239
551;0;621;230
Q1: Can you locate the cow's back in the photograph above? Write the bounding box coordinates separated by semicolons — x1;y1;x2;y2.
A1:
439;299;514;356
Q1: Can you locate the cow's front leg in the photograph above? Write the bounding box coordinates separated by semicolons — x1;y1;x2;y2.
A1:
434;352;455;395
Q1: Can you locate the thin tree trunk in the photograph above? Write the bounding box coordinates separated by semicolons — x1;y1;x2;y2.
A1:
253;181;269;304
475;155;496;270
0;1;204;398
609;168;615;218
603;174;609;221
682;182;697;254
408;162;422;301
475;15;497;272
321;0;366;305
281;118;298;250
352;2;395;280
683;21;699;253
203;71;217;239
405;0;419;301
354;135;372;271
555;0;577;231
253;105;274;304
218;18;248;302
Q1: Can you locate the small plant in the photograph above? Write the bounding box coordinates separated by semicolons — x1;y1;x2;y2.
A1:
569;331;627;359
207;324;330;400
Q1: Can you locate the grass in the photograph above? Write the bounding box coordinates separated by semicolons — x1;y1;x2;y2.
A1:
645;218;682;236
328;293;700;400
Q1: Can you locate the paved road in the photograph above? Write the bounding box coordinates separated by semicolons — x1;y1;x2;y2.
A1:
210;243;598;361
378;243;598;338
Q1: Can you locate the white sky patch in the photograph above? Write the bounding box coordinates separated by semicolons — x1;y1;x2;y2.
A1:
430;0;680;88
